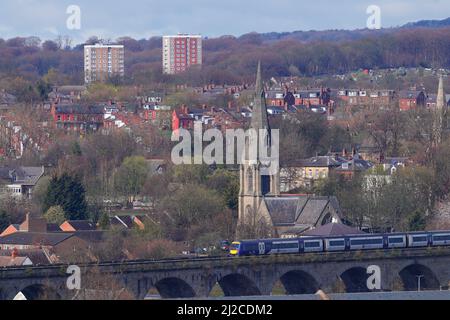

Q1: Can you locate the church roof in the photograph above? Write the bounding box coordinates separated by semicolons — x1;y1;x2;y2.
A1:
302;223;365;237
264;197;298;225
264;195;342;228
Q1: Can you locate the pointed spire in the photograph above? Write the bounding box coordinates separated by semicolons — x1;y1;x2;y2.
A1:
433;74;447;147
255;61;263;95
437;74;446;110
251;61;269;131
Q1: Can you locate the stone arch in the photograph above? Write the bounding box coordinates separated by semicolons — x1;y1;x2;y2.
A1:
340;267;370;293
153;277;196;299
398;264;440;291
277;270;320;295
18;284;62;300
212;274;261;297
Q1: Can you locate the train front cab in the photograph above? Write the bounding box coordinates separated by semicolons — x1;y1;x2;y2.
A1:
230;242;241;256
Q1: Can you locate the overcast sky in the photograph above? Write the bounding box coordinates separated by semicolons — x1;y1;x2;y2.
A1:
1;0;449;43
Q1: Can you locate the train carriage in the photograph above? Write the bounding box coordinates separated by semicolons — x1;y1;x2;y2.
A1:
229;231;450;257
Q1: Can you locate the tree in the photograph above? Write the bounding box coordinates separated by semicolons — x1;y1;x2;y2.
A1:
0;210;11;233
32;175;51;209
42;40;59;51
43;173;88;220
159;184;226;241
98;212;110;230
43;206;66;224
236;205;272;239
206;169;239;211
114;156;148;202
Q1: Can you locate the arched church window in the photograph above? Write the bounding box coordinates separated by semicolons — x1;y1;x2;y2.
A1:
247;168;253;193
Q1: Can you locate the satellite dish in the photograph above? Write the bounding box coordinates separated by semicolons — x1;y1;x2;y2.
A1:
13;292;27;300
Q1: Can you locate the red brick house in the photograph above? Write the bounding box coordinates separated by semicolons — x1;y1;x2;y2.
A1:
51;104;104;133
141;105;172;129
172;106;196;131
399;90;426;111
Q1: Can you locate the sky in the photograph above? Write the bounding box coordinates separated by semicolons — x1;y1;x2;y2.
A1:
0;0;449;44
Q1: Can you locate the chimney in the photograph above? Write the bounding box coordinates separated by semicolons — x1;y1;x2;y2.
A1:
11;248;18;260
20;213;47;233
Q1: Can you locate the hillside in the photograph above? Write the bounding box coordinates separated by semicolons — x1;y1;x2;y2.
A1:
254;17;450;43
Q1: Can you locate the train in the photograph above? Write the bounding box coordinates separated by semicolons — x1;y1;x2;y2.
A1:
229;231;450;256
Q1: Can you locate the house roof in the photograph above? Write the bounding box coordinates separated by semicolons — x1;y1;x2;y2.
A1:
0;256;31;267
302;222;365;237
294;156;346;168
12;167;45;185
46;223;62;232
334;159;373;172
0;249;51;265
0;91;17;105
73;231;106;243
398;90;424;99
0;232;73;246
146;159;166;174
111;216;134;228
63;220;96;231
54;104;104;115
0;166;44;186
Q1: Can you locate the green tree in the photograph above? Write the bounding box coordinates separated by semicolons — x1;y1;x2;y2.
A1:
98;212;110;230
43;206;66;224
114;156;148;202
43;173;88;220
159;184;226;241
206;169;239;210
0;210;11;233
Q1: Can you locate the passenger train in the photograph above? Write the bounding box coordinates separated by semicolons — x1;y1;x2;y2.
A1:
229;231;450;256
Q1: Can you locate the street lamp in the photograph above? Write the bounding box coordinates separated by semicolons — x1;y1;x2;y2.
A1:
416;275;424;292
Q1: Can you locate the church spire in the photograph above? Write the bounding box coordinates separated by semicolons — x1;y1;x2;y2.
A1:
251;61;270;131
437;75;446;111
433;74;447;146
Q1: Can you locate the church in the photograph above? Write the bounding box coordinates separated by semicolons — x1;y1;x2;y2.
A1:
237;63;342;238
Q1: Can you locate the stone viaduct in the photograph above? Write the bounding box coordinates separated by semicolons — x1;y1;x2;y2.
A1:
1;247;450;300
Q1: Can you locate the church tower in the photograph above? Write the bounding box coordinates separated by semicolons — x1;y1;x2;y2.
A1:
433;75;448;147
238;62;280;227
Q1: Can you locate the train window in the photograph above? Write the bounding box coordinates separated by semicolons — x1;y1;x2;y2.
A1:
388;237;404;244
433;235;450;241
350;238;383;245
329;240;345;246
273;242;298;249
245;244;258;251
412;236;427;242
304;241;321;248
